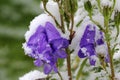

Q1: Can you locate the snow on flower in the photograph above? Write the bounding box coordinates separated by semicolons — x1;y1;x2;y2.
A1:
78;23;109;65
23;16;69;74
19;70;47;80
25;14;55;42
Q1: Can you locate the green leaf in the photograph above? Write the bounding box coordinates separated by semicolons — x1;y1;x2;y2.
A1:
114;11;120;39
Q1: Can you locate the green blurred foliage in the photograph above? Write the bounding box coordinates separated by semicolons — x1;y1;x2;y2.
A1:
0;0;42;80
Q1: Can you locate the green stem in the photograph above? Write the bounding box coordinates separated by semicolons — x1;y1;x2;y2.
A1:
69;14;75;44
96;0;102;14
42;1;65;33
57;71;63;80
56;1;65;33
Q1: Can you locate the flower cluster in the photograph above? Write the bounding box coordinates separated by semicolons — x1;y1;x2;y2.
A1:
23;21;69;74
21;0;120;79
78;24;109;65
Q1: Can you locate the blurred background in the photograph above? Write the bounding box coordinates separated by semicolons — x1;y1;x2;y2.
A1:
0;0;42;80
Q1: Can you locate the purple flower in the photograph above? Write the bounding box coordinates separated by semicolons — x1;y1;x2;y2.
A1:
78;24;109;66
24;22;69;74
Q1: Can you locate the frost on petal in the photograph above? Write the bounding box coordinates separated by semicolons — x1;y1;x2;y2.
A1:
55;49;67;58
27;26;45;46
27;32;48;55
78;49;87;58
85;44;96;56
34;59;43;67
45;22;61;42
25;14;55;41
50;38;69;50
78;23;109;65
80;25;96;47
53;65;58;73
23;19;69;74
95;30;104;45
96;39;104;45
89;57;96;66
44;64;52;74
43;52;57;65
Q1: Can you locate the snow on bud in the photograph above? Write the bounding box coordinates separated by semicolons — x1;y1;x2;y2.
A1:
46;0;61;25
101;0;113;7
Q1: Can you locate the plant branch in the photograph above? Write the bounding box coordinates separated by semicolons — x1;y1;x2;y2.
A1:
57;71;63;80
43;1;65;33
56;0;65;33
66;48;72;80
104;17;115;80
69;14;75;44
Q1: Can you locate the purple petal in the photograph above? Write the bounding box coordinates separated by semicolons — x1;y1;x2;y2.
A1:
78;49;87;58
96;31;104;45
37;34;48;53
51;38;69;50
105;54;109;63
34;59;43;67
89;57;96;66
85;44;96;56
80;25;95;47
45;22;61;42
55;49;67;58
96;39;104;45
44;64;52;74
53;65;58;73
43;52;57;65
28;26;45;45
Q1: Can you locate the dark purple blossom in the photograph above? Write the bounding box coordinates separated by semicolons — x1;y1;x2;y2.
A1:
25;22;69;74
78;24;109;66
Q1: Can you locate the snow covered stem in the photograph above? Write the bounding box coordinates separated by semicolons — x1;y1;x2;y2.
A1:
104;16;115;80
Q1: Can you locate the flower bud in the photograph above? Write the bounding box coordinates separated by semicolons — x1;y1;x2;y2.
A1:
70;0;78;14
84;1;93;15
114;11;120;27
114;11;120;38
63;0;78;15
103;6;111;20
